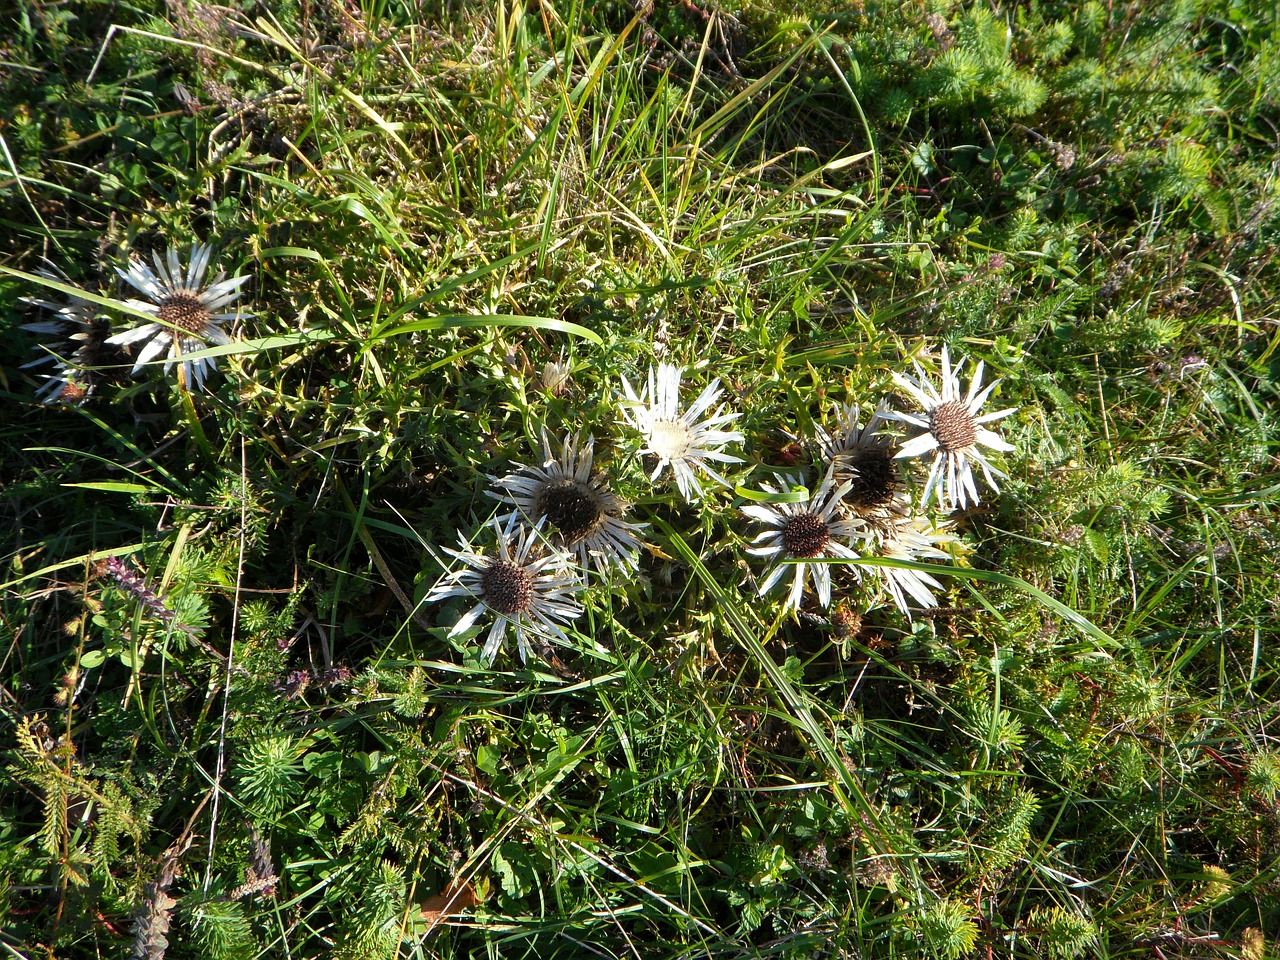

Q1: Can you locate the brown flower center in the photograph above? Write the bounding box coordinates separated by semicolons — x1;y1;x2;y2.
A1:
57;380;89;404
929;400;977;452
846;450;898;509
535;480;603;544
831;603;863;640
781;512;830;558
480;560;533;616
158;292;211;336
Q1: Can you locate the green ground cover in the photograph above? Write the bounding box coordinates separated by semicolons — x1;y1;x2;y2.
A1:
2;1;1278;957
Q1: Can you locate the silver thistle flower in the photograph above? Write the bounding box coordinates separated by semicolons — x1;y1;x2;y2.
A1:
490;430;645;577
881;346;1017;510
425;518;585;665
619;362;744;501
21;266;126;404
741;468;868;614
818;400;909;521
105;243;251;391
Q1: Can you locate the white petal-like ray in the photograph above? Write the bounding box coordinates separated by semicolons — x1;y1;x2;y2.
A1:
975;428;1016;452
106;322;162;346
741;504;783;525
133;334;171;370
187;243;212;289
871;515;956;617
896;433;940;459
450;602;486;637
163;247;181;287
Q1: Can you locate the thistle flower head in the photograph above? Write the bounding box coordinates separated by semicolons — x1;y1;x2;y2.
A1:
21;266;129;404
880;346;1017;510
819;401;908;519
619;363;744;501
489;431;645;577
105;242;252;392
425;517;585;665
741;467;869;614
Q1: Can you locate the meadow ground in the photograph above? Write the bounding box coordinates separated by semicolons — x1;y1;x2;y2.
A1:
2;1;1279;957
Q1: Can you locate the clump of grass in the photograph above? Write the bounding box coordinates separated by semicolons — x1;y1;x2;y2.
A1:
2;1;1278;958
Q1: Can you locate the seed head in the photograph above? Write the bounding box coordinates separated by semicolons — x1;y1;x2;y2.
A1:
782;512;831;558
535;480;603;544
832;603;863;640
480;560;533;616
158;292;212;335
845;449;898;509
929;400;977;452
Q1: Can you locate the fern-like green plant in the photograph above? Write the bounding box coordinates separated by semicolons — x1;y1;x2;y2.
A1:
982;787;1040;871
233;733;307;819
993;71;1048;116
187;899;256;960
920;898;980;959
1027;905;1099;959
1154;139;1214;202
8;717;144;890
391;665;427;718
336;859;407;960
968;704;1028;761
1247;751;1280;802
90;780;135;888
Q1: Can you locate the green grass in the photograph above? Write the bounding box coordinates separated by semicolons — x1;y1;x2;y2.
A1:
2;1;1279;958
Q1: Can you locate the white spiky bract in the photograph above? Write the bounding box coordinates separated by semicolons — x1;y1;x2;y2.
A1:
819;400;896;464
20;266;109;404
870;515;958;617
881;345;1017;510
741;468;868;614
540;356;571;396
620;363;744;502
105;243;251;391
489;430;645;577
425;517;585;665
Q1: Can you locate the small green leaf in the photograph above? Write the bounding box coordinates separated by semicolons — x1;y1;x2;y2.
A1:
475;743;501;776
62;482;152;494
736;484;810;503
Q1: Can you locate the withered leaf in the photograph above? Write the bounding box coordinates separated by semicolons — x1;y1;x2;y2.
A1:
420;878;477;928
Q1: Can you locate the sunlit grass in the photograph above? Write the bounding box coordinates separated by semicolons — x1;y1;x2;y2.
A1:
2;1;1278;958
